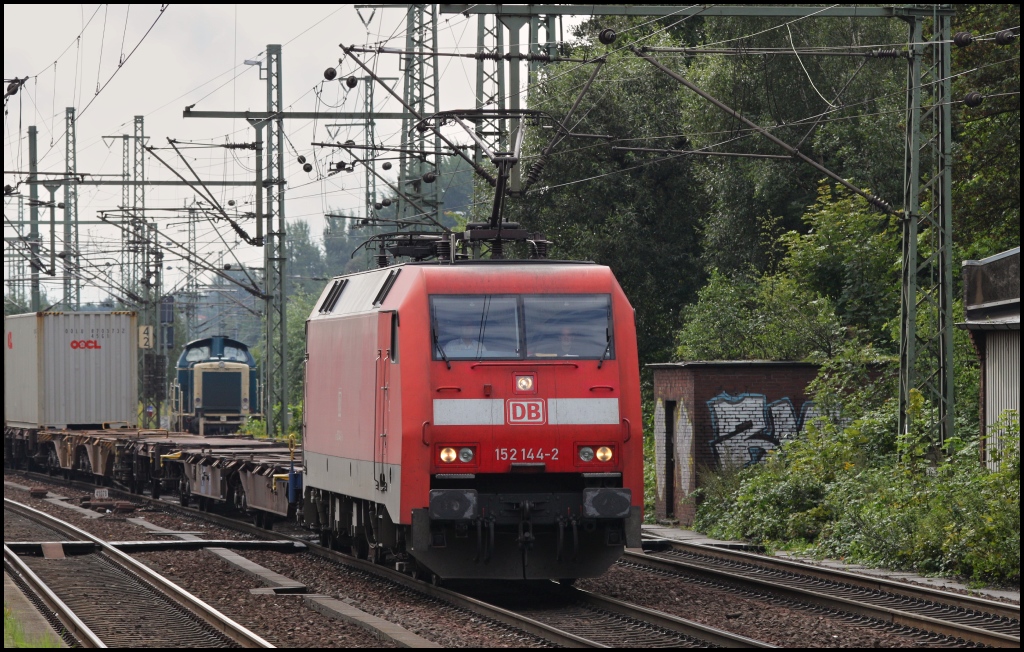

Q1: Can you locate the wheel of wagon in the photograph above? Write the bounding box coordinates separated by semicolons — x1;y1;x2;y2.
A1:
351;534;369;560
260;513;275;531
46;446;60;477
319;530;333;548
369;543;384;565
179;476;191;507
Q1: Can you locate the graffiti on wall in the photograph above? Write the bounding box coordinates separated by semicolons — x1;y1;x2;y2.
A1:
707;392;821;468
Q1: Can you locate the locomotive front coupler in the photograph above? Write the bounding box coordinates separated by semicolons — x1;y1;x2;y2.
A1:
473;515;496;563
516;500;537;551
556;515;580;562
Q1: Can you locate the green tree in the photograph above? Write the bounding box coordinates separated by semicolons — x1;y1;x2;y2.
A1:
285;291;318;408
285;220;327;296
779;184;901;347
675;268;843;361
510;26;708;366
673;15;906;274
950;4;1020;260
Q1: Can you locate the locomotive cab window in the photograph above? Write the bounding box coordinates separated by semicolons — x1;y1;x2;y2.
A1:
524;295;613;360
221;346;249;363
429;294;613;361
184;346;211;363
431;296;520;360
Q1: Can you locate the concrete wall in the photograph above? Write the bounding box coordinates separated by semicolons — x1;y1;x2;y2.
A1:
650;362;820;525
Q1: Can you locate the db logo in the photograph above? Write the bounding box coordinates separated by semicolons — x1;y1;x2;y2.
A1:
70;339;102;350
507;399;545;425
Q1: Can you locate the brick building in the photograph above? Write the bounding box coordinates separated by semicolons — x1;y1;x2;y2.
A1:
649;361;821;525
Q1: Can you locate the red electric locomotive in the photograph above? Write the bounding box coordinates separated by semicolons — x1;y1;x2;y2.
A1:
302;259;642;580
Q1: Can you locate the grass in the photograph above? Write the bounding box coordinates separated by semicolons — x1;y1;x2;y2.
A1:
4;603;62;648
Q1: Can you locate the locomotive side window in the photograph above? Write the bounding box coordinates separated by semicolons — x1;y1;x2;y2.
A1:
431;296;520;360
524;295;613;360
429;294;613;361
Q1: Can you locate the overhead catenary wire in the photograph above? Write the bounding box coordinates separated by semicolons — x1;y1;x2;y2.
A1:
6;7;1018;305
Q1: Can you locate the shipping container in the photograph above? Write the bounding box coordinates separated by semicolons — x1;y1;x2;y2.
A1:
4;312;138;429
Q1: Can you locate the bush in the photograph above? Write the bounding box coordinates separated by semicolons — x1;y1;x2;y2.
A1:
694;399;1021;585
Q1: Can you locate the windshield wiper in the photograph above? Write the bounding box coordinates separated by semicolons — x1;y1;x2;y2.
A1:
598;328;612;369
433;328;451;370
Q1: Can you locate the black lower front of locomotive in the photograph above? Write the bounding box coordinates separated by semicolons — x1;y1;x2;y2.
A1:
410;483;641;580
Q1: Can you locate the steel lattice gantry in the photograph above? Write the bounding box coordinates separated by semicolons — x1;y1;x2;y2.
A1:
64;107;79;309
900;8;955;445
398;5;441;223
264;44;289;437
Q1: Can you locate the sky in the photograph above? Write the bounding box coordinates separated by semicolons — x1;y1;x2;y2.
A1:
4;4;578;305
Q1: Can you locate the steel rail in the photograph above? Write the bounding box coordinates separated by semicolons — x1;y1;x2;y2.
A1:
3;544;105;647
9;473;774;648
650;539;1020;621
170;501;772;646
558;583;775;647
4;498;274;648
624;546;1019;648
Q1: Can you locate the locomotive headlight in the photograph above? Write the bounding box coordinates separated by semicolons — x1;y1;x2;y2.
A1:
578;446;595;462
596;446;613;462
458;447;474;463
439;447;458;463
515;375;534;392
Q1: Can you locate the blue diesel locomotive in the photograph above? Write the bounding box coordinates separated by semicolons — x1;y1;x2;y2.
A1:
171;336;260;435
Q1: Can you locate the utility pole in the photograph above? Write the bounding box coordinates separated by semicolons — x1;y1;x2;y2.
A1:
184;44;415;439
5;197;27;307
354;4;444;225
475;14;507;160
28;125;40;311
185;203;200;341
264;44;288;437
900;7;955;446
398;5;442;223
121;134;131;295
64;107;79;309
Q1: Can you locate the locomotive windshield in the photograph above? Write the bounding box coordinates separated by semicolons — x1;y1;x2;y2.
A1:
430;294;613;361
222;346;250;362
184;346;211;363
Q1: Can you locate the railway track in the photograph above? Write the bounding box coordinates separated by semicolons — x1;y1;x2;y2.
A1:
627;539;1020;648
4;498;273;648
326;550;772;648
16;470;1020;648
8;471;771;647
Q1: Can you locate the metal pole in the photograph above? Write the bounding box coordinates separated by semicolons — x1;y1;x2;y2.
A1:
28;126;40;311
64;107;79;309
263;44;288;437
500;15;528;192
898;11;955;448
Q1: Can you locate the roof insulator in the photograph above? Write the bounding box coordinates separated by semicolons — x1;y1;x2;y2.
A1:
994;30;1017;46
953;31;974;48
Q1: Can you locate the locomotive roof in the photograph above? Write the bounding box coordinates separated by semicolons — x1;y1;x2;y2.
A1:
182;335;252;350
310;259;621;321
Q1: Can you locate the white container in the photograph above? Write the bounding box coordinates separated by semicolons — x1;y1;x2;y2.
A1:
4;312;138;428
